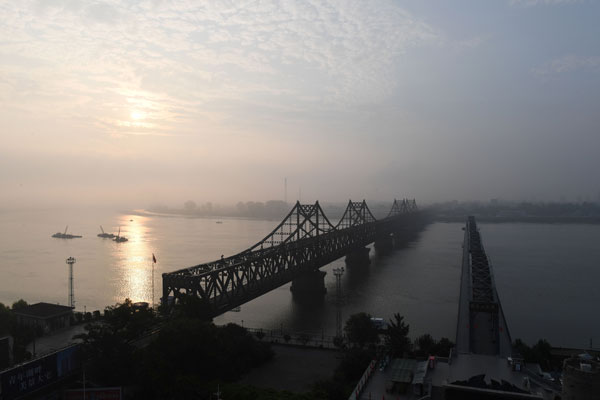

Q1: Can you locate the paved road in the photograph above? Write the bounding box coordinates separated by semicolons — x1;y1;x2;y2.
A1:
26;324;87;358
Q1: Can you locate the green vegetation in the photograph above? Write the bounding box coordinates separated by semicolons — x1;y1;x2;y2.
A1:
414;334;454;358
344;312;379;349
513;338;557;370
2;301;458;399
75;299;156;384
385;313;411;357
76;297;273;398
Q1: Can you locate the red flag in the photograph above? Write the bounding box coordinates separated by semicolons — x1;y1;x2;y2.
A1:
152;253;157;264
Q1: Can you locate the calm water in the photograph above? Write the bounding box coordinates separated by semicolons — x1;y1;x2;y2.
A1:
0;208;598;348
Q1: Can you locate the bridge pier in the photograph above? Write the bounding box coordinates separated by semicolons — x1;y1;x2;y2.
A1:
374;234;393;254
290;270;327;296
345;247;371;266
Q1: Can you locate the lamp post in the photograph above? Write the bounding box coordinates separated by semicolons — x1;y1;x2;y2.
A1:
66;257;76;308
333;267;345;338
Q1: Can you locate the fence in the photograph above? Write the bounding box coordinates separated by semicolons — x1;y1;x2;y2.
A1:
243;327;340;349
348;359;377;400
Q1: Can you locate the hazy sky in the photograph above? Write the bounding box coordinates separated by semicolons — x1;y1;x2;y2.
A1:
1;0;599;208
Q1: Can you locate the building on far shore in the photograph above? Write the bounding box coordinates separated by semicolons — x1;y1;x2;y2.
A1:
13;303;73;335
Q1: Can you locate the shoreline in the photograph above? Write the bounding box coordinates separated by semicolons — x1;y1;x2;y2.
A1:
129;208;284;222
133;209;600;225
434;215;600;224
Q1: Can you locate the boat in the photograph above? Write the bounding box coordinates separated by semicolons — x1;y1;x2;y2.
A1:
216;221;223;224
97;225;115;239
113;227;128;243
52;225;82;239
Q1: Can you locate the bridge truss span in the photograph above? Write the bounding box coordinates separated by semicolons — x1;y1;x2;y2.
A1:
455;216;514;357
163;198;424;317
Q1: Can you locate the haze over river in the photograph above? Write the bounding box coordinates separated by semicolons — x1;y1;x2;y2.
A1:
1;208;598;349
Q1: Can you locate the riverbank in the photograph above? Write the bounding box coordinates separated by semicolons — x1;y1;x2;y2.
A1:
435;215;600;224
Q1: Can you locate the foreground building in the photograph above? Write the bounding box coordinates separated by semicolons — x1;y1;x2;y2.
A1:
13;303;73;335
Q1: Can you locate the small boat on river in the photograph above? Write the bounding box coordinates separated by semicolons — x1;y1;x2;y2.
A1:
97;225;115;239
113;227;128;243
52;226;82;239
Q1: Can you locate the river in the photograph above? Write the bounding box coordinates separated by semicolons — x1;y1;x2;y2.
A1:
0;207;598;349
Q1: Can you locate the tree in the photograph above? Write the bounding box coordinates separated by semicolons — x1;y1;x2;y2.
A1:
75;299;157;384
514;338;554;370
75;321;135;384
415;334;435;357
385;313;410;357
11;299;28;311
433;337;454;357
136;319;273;397
531;339;553;370
344;312;379;349
173;293;213;320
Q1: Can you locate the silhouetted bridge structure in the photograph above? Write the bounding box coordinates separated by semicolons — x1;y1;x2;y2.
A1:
163;199;427;318
456;216;513;357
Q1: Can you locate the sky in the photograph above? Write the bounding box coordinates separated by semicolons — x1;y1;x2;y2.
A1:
1;0;599;208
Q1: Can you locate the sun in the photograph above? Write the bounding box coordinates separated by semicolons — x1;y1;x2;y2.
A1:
130;110;146;120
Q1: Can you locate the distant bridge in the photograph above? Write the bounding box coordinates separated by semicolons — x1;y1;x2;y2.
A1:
162;199;426;318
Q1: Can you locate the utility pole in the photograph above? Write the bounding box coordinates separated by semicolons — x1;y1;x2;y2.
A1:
66;257;76;308
333;267;345;338
152;253;157;309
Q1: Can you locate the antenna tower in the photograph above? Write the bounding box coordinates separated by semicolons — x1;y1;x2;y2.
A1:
66;257;76;308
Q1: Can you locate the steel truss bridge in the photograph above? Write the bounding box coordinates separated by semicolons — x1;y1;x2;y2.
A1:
162;199;425;318
456;216;513;357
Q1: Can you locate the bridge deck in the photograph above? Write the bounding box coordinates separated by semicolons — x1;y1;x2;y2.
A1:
456;226;471;354
456;217;513;358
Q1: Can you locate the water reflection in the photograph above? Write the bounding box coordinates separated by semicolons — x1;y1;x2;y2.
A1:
113;215;153;305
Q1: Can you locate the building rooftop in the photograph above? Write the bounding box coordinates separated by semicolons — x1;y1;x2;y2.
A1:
13;303;73;319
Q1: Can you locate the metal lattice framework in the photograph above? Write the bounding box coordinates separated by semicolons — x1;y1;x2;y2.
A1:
387;198;418;218
163;199;422;317
466;216;495;304
335;200;377;229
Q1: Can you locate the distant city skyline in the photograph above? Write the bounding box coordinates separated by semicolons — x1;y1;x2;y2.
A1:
1;1;599;208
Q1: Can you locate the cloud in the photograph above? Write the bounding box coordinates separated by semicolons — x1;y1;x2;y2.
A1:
456;36;487;49
532;55;600;76
0;0;438;144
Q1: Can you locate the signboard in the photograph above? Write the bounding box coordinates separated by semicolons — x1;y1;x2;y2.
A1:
0;345;81;400
0;353;57;399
